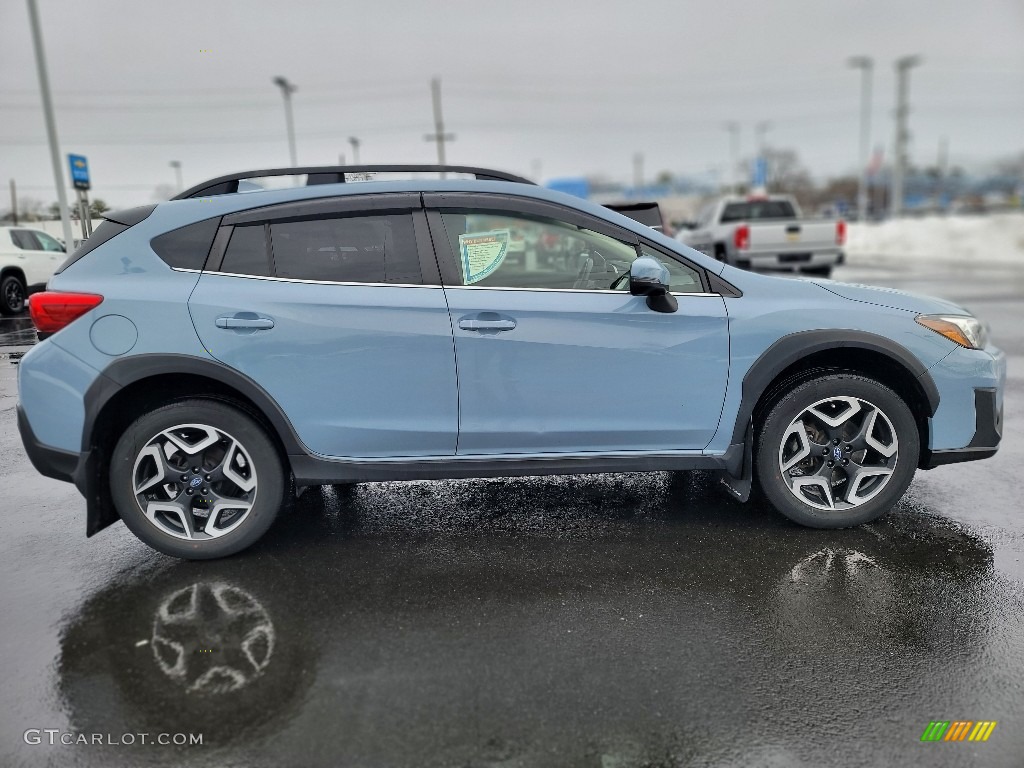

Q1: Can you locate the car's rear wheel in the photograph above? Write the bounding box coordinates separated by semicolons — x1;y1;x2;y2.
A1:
110;400;284;559
755;374;919;528
0;274;26;315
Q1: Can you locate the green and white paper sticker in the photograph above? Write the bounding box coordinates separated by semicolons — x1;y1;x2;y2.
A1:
459;229;509;284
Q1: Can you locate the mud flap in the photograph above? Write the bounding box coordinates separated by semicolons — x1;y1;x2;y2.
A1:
716;419;753;502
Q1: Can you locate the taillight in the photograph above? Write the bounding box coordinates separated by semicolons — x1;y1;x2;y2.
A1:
29;292;103;334
734;224;750;251
836;219;847;246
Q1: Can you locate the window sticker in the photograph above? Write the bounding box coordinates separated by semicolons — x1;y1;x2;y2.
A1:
458;229;510;284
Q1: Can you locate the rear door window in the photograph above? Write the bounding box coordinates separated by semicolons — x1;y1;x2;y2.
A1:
10;230;42;250
221;224;271;277
269;214;420;284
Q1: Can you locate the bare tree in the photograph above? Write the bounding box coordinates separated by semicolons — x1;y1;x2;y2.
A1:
762;147;815;206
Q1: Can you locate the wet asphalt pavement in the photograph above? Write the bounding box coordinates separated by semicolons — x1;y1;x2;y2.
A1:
1;258;1022;767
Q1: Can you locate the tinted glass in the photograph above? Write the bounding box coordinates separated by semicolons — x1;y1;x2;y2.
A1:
720;200;797;223
150;217;220;270
439;210;637;290
221;224;270;277
10;230;40;250
34;231;65;252
55;220;129;274
270;214;420;284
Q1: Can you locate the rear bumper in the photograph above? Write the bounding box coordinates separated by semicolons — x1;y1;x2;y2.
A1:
17;405;78;483
922;388;1002;468
735;249;843;271
18;405;110;536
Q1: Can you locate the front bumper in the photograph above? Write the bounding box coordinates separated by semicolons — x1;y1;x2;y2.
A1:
922;388;1002;468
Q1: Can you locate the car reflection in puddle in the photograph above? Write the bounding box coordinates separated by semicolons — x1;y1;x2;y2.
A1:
55;473;1005;765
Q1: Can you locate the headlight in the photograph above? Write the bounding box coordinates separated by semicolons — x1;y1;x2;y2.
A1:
916;314;988;350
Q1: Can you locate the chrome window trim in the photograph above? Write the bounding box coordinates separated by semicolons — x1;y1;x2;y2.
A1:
173;267;723;296
442;285;721;298
174;267;440;289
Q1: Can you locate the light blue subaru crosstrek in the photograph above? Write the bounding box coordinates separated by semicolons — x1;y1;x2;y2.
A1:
17;165;1005;559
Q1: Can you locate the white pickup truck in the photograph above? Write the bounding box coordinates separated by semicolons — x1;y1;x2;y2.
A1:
0;226;68;315
677;195;845;278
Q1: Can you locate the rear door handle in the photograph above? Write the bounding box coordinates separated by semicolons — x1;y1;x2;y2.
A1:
216;315;275;330
458;319;517;332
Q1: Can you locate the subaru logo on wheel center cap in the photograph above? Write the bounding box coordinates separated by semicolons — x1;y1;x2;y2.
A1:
832;446;844;462
189;476;202;488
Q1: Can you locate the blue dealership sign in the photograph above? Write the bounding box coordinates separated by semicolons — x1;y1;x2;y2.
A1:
68;154;90;190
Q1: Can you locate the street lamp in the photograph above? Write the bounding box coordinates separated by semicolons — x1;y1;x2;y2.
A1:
848;56;873;222
348;137;361;165
723;121;740;194
169;160;183;193
891;55;922;217
754;120;772;155
272;76;298;167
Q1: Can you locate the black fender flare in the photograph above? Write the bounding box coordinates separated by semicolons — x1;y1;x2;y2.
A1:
728;329;941;446
82;353;307;455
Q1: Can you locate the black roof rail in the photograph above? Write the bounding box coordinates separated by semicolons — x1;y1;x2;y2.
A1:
172;164;535;200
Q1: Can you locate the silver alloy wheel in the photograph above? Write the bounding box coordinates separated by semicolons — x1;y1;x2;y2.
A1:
778;395;899;511
132;423;258;540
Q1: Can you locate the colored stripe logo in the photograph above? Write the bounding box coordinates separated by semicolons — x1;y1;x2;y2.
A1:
921;721;997;742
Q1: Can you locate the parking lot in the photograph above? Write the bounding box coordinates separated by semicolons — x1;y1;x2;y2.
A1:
1;257;1022;767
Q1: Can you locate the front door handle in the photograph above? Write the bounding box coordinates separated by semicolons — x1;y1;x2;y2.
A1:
458;319;517;332
216;315;275;330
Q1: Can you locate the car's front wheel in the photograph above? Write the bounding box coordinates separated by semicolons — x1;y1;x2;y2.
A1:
110;400;284;559
756;374;919;528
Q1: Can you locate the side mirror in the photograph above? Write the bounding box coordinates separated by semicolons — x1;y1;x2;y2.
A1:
629;256;678;313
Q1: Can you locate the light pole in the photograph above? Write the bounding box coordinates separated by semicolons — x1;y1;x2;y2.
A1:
169;160;183;193
754;120;772;155
724;121;740;194
848;56;873;221
26;0;73;251
272;76;298;167
348;137;360;165
890;55;922;218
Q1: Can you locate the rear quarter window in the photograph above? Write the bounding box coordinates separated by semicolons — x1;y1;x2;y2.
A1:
150;217;220;270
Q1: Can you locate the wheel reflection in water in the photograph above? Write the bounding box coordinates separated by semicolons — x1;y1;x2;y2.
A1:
151;582;275;694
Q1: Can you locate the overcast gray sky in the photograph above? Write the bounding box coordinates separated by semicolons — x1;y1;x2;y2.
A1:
2;0;1022;207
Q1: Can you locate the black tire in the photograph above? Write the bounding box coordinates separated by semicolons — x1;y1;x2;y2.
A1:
0;274;26;315
110;399;285;559
755;374;919;528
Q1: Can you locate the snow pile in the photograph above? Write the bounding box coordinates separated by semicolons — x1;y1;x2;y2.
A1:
846;212;1024;265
